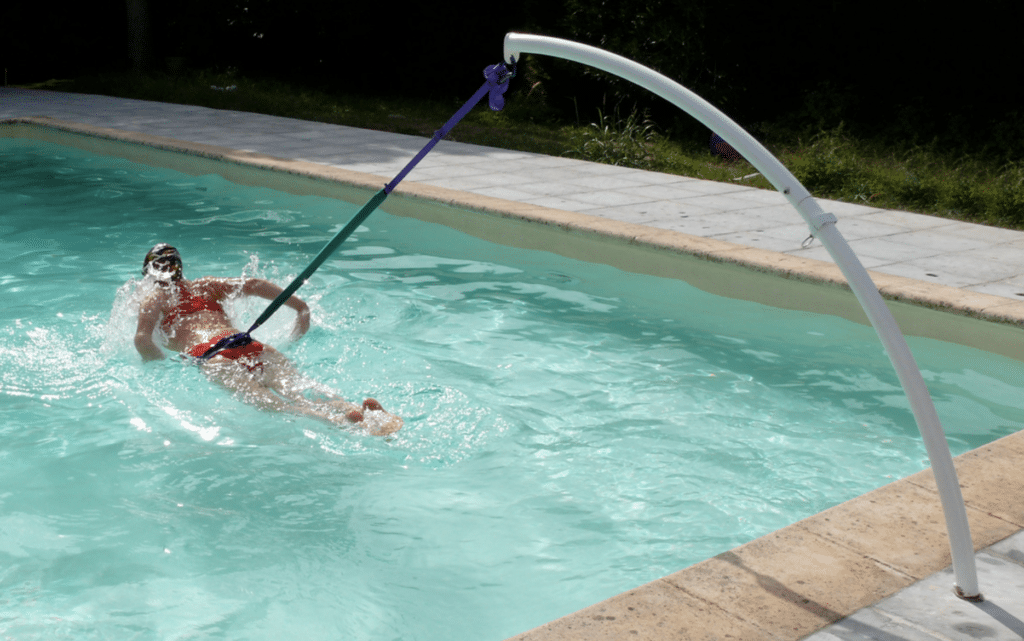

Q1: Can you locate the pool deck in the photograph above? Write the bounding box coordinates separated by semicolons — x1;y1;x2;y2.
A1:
3;87;1023;640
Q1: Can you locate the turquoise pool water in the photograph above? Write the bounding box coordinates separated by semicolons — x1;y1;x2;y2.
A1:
2;139;1023;640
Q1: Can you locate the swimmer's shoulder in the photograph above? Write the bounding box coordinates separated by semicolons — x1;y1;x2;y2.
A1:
192;276;238;297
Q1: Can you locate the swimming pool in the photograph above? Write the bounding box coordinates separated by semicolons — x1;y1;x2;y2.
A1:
2;136;1023;640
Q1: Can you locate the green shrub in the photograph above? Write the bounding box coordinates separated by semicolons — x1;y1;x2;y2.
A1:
992;163;1024;226
889;170;941;210
789;127;862;195
566;106;658;169
940;166;984;218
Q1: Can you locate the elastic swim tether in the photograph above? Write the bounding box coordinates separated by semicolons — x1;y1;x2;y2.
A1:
197;61;517;361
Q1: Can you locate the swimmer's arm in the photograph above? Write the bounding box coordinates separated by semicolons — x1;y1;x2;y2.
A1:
134;295;165;361
238;278;311;338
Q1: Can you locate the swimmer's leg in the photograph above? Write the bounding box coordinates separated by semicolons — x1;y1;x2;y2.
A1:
200;358;352;424
204;347;401;434
257;347;402;434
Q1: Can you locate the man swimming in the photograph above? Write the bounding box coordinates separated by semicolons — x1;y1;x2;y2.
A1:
133;243;402;436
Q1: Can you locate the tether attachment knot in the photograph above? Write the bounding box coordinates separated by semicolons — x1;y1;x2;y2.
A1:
484;59;516;111
198;332;254;361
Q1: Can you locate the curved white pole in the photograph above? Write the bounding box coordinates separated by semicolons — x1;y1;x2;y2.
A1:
504;32;980;599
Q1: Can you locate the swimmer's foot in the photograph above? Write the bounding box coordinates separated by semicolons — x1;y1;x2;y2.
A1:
324;398;402;436
323;399;364;423
359;398;403;436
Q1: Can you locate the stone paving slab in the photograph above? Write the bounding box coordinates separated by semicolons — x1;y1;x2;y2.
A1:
806;530;1024;641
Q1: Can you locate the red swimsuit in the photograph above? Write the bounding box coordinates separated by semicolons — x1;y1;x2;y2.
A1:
162;285;265;365
161;285;226;332
187;332;265;361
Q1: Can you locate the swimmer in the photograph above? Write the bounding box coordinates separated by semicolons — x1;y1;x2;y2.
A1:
133;243;402;436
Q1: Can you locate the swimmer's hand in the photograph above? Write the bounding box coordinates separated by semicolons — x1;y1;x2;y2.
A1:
238;278;310;339
292;306;311;339
135;288;167;361
134;332;166;361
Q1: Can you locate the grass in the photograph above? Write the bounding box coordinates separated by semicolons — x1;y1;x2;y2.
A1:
25;69;1024;229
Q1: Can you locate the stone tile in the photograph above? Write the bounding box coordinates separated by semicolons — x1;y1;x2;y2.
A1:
698;209;807;234
965;276;1024;300
405;164;495;180
799;481;1015;581
829;217;917;240
678;193;769;211
663;180;749;195
519;195;605;212
564;189;659;207
562;175;654;190
459;157;561;173
564;160;637;175
904;253;1021;284
615;183;719;201
713;231;806;253
859;210;960;230
744;202;810;224
509;578;773;641
643;214;752;236
674;528;911;641
884;229;993;252
844;236;947;262
587;199;722;221
727;186;790;205
959;244;1024;269
803;605;957;641
907;431;1024;529
815;200;886;218
421;174;522;191
512;180;594;197
514;167;621;183
871;555;1024;641
761;222;822;243
506;154;594;169
790;243;900;270
874;260;997;289
611;169;704;186
467;185;550;202
988;529;1024;566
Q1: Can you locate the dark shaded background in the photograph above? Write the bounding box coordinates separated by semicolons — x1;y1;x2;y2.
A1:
4;1;1019;158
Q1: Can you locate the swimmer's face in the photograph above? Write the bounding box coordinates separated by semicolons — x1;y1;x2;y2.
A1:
142;244;183;282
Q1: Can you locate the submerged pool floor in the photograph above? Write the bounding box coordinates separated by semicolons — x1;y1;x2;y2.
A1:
2;136;1023;639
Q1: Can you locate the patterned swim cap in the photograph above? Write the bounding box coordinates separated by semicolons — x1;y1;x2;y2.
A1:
142;243;183;281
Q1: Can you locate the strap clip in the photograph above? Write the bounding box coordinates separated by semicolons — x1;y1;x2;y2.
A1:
802;212;837;248
810;212;837;231
483;60;516;111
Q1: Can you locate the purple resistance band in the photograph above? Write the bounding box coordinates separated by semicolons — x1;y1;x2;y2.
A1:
385;61;516;194
198;60;517;361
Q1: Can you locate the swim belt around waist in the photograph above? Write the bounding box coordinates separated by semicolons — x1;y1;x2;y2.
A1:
188;332;265;361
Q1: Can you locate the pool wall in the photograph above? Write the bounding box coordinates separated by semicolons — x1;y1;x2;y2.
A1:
5;117;1024;640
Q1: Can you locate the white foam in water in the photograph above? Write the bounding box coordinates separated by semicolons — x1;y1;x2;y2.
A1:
2;140;1024;640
